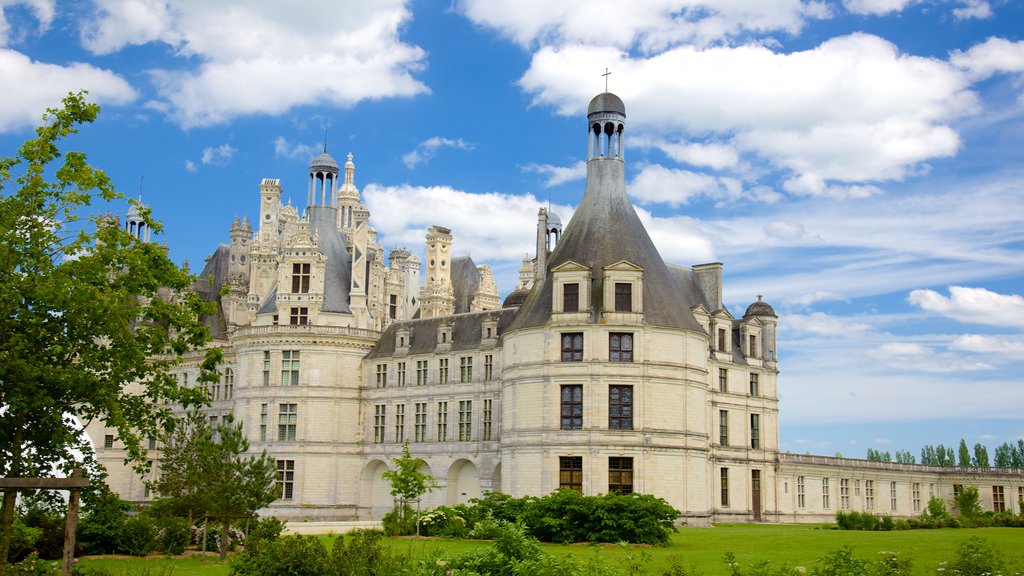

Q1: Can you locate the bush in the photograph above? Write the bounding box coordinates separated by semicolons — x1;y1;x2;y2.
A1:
5;552;58;576
245;516;285;546
117;515;158;556
940;536;1006;576
19;505;66;561
381;504;418;536
230;535;328;576
76;492;133;555
6;516;42;563
834;511;892;531
156;516;191;555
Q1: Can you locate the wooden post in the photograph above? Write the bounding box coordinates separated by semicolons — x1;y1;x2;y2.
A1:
0;472;89;576
61;470;83;576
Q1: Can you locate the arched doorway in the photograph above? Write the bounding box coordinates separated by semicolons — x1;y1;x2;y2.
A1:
359;460;392;518
446;459;480;505
491;463;502;494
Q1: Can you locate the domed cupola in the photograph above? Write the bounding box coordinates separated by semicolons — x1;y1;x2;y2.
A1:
308;148;340;208
744;295;777;318
588;92;626;160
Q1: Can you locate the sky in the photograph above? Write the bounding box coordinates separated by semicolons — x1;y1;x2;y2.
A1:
1;0;1022;460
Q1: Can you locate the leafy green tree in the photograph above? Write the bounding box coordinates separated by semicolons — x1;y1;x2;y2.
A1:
957;439;971;467
994;442;1013;467
894;449;915;464
381;442;438;503
971;443;989;468
152;409;209;525
920;445;936;466
953;485;982;518
0;92;219;574
866;448;890;462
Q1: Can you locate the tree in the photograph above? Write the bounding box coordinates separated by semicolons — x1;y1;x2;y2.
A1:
895;449;915;464
151;409;209;525
994;442;1013;468
958;439;972;467
972;443;990;468
921;445;937;466
0;93;219;573
953;485;982;518
381;442;438;503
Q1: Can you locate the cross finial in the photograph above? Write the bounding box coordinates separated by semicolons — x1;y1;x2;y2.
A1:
323;127;328;154
603;68;612;92
757;294;764;301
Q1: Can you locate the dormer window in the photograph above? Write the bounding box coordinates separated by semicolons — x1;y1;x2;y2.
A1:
614;283;632;312
564;283;579;312
552;261;591;316
718;328;727;352
291;263;310;293
602;261;643;321
437;323;453;348
749;335;758;358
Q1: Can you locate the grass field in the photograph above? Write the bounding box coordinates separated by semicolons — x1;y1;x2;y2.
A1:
75;524;1024;575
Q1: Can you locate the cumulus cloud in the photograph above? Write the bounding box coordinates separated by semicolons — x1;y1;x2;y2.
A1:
867;341;995;372
951;37;1024;81
781;312;873;337
842;0;916;15
200;143;236;167
521;160;586;187
908;286;1024;328
763;219;806;241
184;160;197;173
632;135;740;170
402;137;475;168
949;334;1024;358
783;290;847;307
273;136;318;161
79;1;427;127
0;0;55;45
952;0;992;20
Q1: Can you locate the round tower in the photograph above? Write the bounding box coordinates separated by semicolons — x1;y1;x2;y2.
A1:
587;92;626;160
125;200;151;242
308;149;339;208
744;295;778;364
337;153;360;231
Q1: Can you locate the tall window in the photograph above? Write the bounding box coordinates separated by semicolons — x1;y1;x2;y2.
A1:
289;306;308;325
748;334;757;357
484;354;493;380
291;263;310;293
212;377;221;401
563;283;579;312
750;413;760;449
375;364;388;388
993;486;1005;512
437;401;448;441
890;481;898;511
397;362;406;387
822;478;831;508
259;403;267;441
561;333;583;361
797;476;805;508
389;294;397;319
865;480;875;510
718;368;727;392
559;456;583;493
718;328;727;352
276;460;295;500
458;400;472;441
281;350;300;385
278;403;297;441
912;483;921;512
104;434;114;449
614;282;632;312
460;356;473;382
609;385;633;430
483;399;493;441
438;358;449;383
373;404;386;444
749;373;759;396
394;404;405;442
416;360;428;385
840;478;850;509
263;351;271;386
609;333;633;362
719;410;729;445
720;467;730;506
414;403;427;442
224;368;234;399
561;385;583;430
609;457;634;494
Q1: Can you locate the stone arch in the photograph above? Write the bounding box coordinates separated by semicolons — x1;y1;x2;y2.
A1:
491;463;502;494
359;460;392;517
446;459;481;505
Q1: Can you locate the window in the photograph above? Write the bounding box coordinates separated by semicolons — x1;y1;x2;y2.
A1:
148;437;157;450
993;485;1005;512
913;483;921;512
719;410;729;445
212;377;220;401
841;479;850;509
276;460;295;500
414;403;427;442
718;328;727;352
460;356;473;382
389;294;397;319
281;350;300;385
749;373;759;397
394;404;405;442
289;306;308;325
437;402;448;441
563;283;579;312
748;334;757;358
483;399;493;441
750;413;760;449
484;354;493;380
263;351;271;386
144;461;152;497
259;404;267;441
866;480;875;510
373;404;386;444
291;263;310;293
953;484;962;498
609;385;633;430
561;333;583;361
416;360;428;385
225;368;234;399
458;400;472;441
278;403;297;441
797;476;805;508
890;481;898;511
609;457;634;494
104;434;114;449
855;479;861;496
561;385;583;430
559;456;583;493
397;362;406;387
822;478;831;508
375;364;388;388
438;358;449;383
614;282;632;312
609;333;633;362
720;467;729;506
718;368;727;392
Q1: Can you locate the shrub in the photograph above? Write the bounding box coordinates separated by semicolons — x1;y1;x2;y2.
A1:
6;516;42;563
834;511;892;531
117;515;158;556
156;516;191;555
6;552;57;576
953;486;982;519
941;536;1006;576
76;492;133;555
230;535;328;576
381;503;417;536
329;530;406;576
19;505;66;561
924;496;948;519
246;516;285;545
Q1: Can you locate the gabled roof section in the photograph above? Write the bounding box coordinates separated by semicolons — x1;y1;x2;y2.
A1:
366;308;519;359
194;244;229;340
604;259;643;272
552;260;590;273
451;256;481;314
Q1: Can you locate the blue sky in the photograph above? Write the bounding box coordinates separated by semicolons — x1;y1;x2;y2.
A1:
1;0;1022;460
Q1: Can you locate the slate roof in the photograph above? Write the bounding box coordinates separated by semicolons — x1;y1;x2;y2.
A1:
366;308;519;359
194;244;230;340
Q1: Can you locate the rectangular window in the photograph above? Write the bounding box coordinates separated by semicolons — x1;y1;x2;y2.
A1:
563;283;579;312
483;399;493;441
437;401;448;441
281;350;300;386
389;294;397;319
484;354;493;380
718;368;727;392
559;456;583;493
373;404;386;444
104;434;114;449
912;483;921;512
460;356;473;382
609;457;634;495
718;328;727;352
276;460;295;500
993;485;1005;512
720;467;729;506
891;481;898;511
822;478;831;509
749;334;757;358
414;403;427;442
416;360;428;386
609;332;633;362
394;404;405;443
855;479;861;496
749;373;759;396
375;363;388;388
148;437;157;450
750;413;760;449
277;403;297;441
291;263;310;293
397;362;406;387
840;479;850;509
608;385;633;430
561;385;583;430
561;332;583;361
259;403;267;442
225;369;233;399
438;358;449;383
866;480;875;510
614;282;632;312
797;476;805;508
458;400;472;441
289;306;308;325
263;351;271;386
719;410;729;445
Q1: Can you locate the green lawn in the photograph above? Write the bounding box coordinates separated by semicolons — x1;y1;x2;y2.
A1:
75;524;1024;575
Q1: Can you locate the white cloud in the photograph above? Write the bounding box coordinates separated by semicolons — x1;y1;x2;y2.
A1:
273;136;318;161
200;143;236;167
781;173;882;199
521;160;586;187
632;135;740;169
783;290;846;307
843;0;916;15
950;37;1024;81
79;1;427;127
0;0;54;45
949;334;1024;358
908;286;1024;328
781;312;872;337
763;219;806;241
402;137;475;168
867;341;995;372
184;160;197;173
630;164;724;206
0;48;136;132
952;0;991;20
